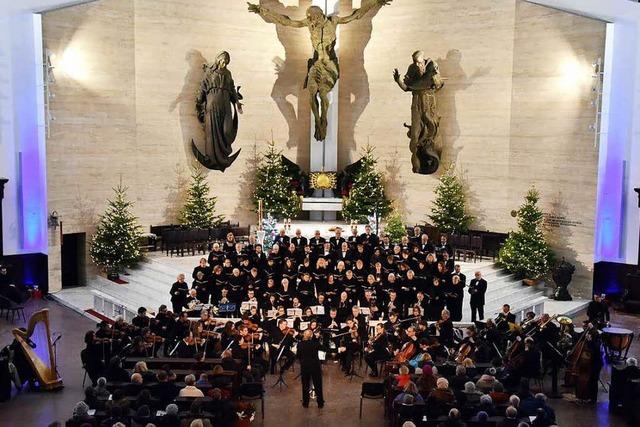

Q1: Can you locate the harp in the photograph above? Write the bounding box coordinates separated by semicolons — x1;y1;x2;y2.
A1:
12;308;63;390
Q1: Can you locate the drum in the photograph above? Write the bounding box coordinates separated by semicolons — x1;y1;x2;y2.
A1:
602;327;634;361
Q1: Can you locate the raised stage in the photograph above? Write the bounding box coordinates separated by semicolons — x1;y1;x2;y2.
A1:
53;247;590;325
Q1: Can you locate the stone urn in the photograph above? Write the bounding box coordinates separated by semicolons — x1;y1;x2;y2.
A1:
551;257;575;301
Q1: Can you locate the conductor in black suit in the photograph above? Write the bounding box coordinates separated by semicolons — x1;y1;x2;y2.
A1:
297;329;325;408
468;271;487;322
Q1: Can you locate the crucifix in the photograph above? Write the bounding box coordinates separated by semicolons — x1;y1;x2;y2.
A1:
249;0;391;171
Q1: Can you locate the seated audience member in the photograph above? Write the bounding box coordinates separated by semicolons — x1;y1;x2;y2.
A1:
179;374;205;397
394;381;424;405
158;403;180;427
462;358;477;378
195;373;209;387
478;394;495;416
531;407;552;427
134;389;153;410
209;387;236;426
100;405;128;427
69;401;97;427
83;386;98;409
0;264;25;303
489;382;510;405
107;389;130;413
462;382;482;407
497;406;520;427
417;364;438;396
427;378;456;417
474;411;490;427
125;372;144;396
134;361;156;384
132;404;153;427
451;365;470;391
93;377;110;399
476;368;502;393
208;365;233;389
437;408;466;427
181;401;213;427
394;365;412;389
151;370;178;405
509;395;525;419
521;393;556;422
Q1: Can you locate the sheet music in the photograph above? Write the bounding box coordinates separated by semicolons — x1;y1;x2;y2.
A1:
287;308;303;317
311;305;325;315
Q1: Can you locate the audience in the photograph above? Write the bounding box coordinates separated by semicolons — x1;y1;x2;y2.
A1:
497;406;520;427
179;374;205;398
394;381;424;405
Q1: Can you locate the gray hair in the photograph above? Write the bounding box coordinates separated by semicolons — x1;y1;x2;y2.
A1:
97;377;107;386
184;374;196;385
455;365;467;376
627;357;638;367
535;393;547;402
449;408;460;419
509;395;520;407
464;381;476;392
506;406;518;418
73;401;90;417
165;403;179;415
480;394;493;405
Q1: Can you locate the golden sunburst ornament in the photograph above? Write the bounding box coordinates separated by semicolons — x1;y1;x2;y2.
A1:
310;171;337;190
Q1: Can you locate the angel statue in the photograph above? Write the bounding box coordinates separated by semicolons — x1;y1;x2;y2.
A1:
192;51;243;171
248;0;393;141
393;50;445;175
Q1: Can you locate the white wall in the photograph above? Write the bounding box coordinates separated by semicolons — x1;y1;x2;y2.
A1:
530;0;640;267
0;13;48;256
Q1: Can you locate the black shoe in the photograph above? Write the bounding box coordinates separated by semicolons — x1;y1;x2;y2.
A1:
302;403;309;408
318;402;324;408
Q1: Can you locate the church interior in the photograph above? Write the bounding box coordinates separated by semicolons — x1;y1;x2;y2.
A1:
1;0;640;426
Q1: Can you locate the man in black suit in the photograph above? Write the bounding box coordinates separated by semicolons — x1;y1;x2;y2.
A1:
291;229;308;248
468;271;487;322
297;329;325;408
360;224;379;248
273;228;290;248
329;227;346;250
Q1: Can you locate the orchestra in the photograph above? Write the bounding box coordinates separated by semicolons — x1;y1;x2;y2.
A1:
80;228;624;408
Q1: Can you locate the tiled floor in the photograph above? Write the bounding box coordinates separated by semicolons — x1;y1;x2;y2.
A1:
0;298;637;426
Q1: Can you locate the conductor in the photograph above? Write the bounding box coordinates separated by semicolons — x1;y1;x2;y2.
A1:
297;329;325;408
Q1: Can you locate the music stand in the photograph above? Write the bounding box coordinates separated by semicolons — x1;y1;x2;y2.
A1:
218;303;237;318
271;333;290;389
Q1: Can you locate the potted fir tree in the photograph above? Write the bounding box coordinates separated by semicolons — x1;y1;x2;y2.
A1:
180;167;224;229
342;145;392;223
499;187;555;285
428;164;474;234
253;141;301;220
90;184;143;281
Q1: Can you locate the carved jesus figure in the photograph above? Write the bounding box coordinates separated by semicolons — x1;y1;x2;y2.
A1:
248;0;392;141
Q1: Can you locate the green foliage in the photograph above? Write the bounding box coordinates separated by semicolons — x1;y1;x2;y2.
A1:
90;184;143;272
384;209;407;244
499;187;555;279
428;164;474;234
180;167;223;229
253;140;301;219
342;145;392;222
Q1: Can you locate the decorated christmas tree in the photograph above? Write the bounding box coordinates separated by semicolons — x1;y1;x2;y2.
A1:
428;164;474;234
384;208;407;244
253;140;301;219
180;167;223;229
499;187;555;279
90;184;142;277
342;145;392;222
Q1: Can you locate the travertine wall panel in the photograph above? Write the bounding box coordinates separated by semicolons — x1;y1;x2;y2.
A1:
43;0;604;295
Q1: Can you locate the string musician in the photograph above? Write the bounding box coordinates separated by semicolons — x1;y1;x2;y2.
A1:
364;322;390;377
336;317;360;375
269;319;297;375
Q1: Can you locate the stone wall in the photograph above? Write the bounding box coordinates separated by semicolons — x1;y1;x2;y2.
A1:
43;0;605;295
